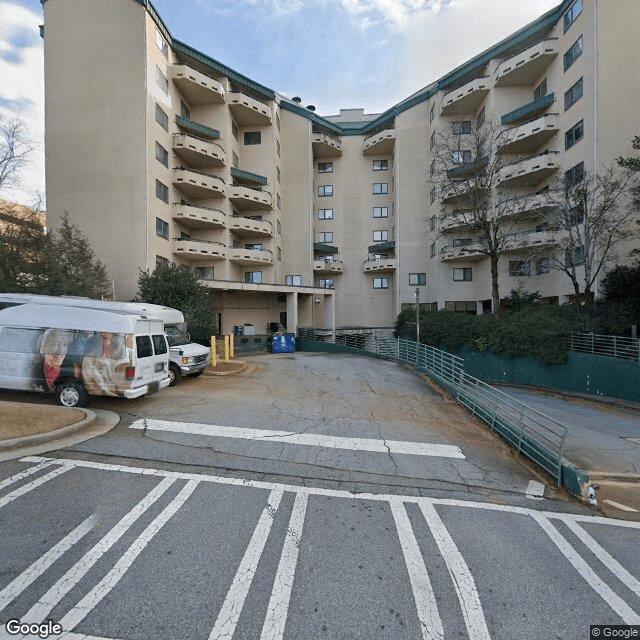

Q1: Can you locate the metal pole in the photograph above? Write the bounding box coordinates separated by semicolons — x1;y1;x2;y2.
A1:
415;287;420;344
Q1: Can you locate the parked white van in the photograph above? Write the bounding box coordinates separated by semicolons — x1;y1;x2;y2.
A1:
0;303;170;407
0;294;210;385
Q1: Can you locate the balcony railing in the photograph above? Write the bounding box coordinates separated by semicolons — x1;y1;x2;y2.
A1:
228;92;272;125
171;238;227;260
312;132;342;158
172;133;226;166
229;247;274;265
313;242;339;255
172;203;226;229
501;93;555;126
495;39;558;87
363;257;397;273
313;258;344;273
172;167;226;198
441;77;490;116
498;113;560;154
498;151;560;187
363;129;395;156
170;64;225;104
230;167;268;186
229;216;273;237
503;229;560;251
175;115;220;140
228;185;273;209
368;240;396;254
440;243;486;262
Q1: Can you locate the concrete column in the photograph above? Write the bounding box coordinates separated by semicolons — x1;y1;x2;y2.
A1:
287;291;298;334
323;293;336;330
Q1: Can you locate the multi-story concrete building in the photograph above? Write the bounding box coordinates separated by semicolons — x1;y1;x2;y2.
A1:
41;0;639;333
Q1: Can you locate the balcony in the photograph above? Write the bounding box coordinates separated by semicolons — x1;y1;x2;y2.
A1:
313;242;339;256
172;168;226;198
503;229;560;252
501;93;555;126
228;92;272;125
441;211;479;232
172;204;226;229
368;240;396;254
171;238;227;261
363;129;395;156
441;77;490;116
229;216;273;237
498;151;560;188
441;182;488;204
500;192;556;220
175;115;220;140
363;257;397;273
170;64;225;104
229;185;273;210
229;247;274;265
230;167;268;187
313;257;344;273
495;39;558;87
312;132;342;158
498;113;560;154
172;133;226;167
440;243;486;262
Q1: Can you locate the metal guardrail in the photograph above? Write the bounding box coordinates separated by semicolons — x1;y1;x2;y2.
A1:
297;331;569;484
569;332;640;361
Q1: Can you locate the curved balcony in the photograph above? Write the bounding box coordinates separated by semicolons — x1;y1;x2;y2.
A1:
171;238;227;261
503;229;560;252
497;151;560;188
172;203;226;229
172;133;226;167
312;132;342;158
228;92;272;125
229;216;273;237
441;212;479;232
440;243;485;262
441;77;490;116
229;247;274;265
495;39;558;87
229;185;273;210
363;129;395;156
172;168;226;198
170;64;225;104
498;113;560;154
363;257;397;273
499;192;557;220
313;258;344;273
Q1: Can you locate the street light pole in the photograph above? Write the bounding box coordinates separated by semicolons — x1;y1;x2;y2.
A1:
415;287;420;344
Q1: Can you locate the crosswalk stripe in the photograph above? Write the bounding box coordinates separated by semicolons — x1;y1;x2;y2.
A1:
0;464;72;510
129;419;466;459
22;477;176;624
0;460;58;493
208;489;285;640
260;492;308;640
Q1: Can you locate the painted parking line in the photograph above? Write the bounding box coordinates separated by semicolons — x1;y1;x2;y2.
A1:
603;499;638;513
0;464;73;510
0;459;59;493
129;419;466;459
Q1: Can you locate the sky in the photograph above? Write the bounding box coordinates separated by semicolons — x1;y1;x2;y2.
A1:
0;0;560;207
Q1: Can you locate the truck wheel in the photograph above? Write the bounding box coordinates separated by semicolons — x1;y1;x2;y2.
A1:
186;371;203;378
168;362;181;386
55;381;89;408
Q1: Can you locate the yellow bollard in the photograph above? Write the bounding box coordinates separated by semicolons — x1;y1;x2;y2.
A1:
224;334;230;363
230;333;234;359
211;336;217;368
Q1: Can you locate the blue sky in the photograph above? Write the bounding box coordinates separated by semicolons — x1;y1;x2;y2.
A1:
1;0;560;205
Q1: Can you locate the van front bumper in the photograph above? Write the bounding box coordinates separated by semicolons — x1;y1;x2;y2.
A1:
124;376;171;399
179;360;210;374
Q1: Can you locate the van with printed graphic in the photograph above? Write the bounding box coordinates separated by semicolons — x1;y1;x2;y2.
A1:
0;303;170;407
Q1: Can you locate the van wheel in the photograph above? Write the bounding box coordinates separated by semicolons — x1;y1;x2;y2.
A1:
186;371;203;378
55;381;88;408
168;363;181;386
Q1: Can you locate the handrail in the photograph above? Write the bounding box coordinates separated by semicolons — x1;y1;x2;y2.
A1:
231;247;273;256
363;128;395;143
502;112;560;135
174;166;226;183
230;184;272;196
173;131;225;155
442;75;490;99
230;216;274;230
173;238;227;248
502;149;559;169
174;203;226;216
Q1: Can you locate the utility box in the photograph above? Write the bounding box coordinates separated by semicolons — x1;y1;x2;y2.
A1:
272;334;295;353
242;323;256;336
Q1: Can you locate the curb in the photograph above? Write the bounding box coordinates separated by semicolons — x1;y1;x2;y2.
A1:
587;472;640;486
202;361;254;377
0;409;96;451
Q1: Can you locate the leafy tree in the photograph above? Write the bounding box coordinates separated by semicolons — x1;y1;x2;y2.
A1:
601;261;640;326
137;262;216;343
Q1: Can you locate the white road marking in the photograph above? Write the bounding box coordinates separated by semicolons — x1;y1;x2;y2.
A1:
603;499;638;513
58;633;125;640
0;460;58;492
22;477;175;624
208;489;284;640
19;456;640;529
0;515;95;612
532;513;640;625
129;419;466;459
561;518;640;597
260;492;308;640
390;500;444;640
60;480;199;631
525;480;545;500
419;503;491;640
0;464;72;510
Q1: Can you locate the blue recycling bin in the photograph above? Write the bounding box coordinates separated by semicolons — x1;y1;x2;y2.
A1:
272;334;295;353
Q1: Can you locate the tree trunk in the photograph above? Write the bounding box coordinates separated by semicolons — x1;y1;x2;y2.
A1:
490;255;500;314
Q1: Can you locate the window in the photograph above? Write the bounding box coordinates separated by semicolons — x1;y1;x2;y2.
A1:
430;159;436;177
451;150;472;164
564;35;583;71
232;121;239;141
445;301;477;314
318;208;333;220
155;104;168;131
136;336;153;359
476;106;485;129
277;167;281;183
318;162;333;173
373;183;388;194
155;217;168;239
452;121;471;135
373;277;389;289
155;66;168;95
430;215;436;231
196;266;214;280
509;260;531;277
318;185;333;197
429;103;435;123
409;273;426;286
429;187;436;204
373;207;388;218
277;140;281;157
232;151;239;168
319;279;334;289
155;29;168;57
245;243;262;251
534;78;547;101
565;161;584;187
430;132;435;150
565;120;584;150
318;231;333;243
373;230;388;242
155;142;168;167
565;246;585;267
155;180;168;203
373;160;388;171
277;246;281;261
245;271;262;283
430;243;436;258
564;77;583;111
244;131;261;145
453;268;472;281
568;203;584;226
564;0;582;32
285;275;302;286
152;334;168;355
535;258;549;275
180;100;190;119
277;220;282;235
277;193;281;209
156;255;169;268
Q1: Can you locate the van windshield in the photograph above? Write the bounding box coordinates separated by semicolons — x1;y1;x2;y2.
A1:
165;326;190;347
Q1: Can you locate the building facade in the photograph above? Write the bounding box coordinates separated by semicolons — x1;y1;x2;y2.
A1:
42;0;639;333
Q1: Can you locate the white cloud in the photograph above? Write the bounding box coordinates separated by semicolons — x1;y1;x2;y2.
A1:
0;1;44;207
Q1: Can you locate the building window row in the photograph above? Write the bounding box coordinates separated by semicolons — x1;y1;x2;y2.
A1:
285;274;302;286
155;29;168;57
318;162;333;173
318;185;333;197
564;0;582;32
155;217;169;239
373;183;388;194
373;160;388;171
564;35;583;72
155;179;169;204
155;142;168;167
565;120;584;150
318;231;333;243
452;121;471;135
244;131;261;145
564;77;583;111
453;267;472;282
155;65;168;95
373;277;389;289
373;207;388;218
318;208;333;220
245;271;262;283
409;273;426;286
373;230;388;242
155;104;168;131
319;279;334;289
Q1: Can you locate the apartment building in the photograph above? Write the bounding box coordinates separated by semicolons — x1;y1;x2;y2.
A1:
41;0;639;333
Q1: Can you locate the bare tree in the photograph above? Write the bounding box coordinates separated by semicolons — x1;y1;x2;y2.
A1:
0;115;34;193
